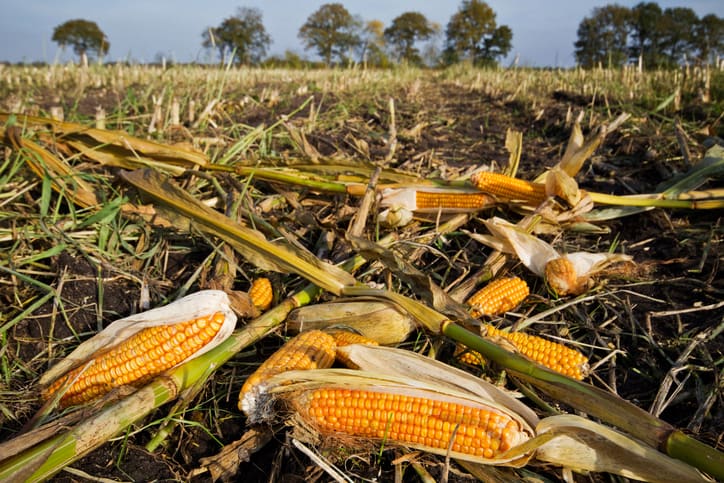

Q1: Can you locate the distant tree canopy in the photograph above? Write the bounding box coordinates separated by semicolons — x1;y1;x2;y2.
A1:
575;3;723;67
52;19;109;64
574;5;630;68
202;1;720;69
298;3;361;65
203;7;271;65
359;19;390;67
444;0;512;66
384;12;435;65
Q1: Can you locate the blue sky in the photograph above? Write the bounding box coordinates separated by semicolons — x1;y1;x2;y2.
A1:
1;1;721;67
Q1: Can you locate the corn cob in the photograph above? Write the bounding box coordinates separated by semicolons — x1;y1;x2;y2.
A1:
327;330;380;348
249;277;273;311
545;257;585;296
466;277;529;318
414;190;493;211
483;324;589;380
43;312;226;407
292;386;526;460
238;330;336;411
470;172;547;205
326;330;379;369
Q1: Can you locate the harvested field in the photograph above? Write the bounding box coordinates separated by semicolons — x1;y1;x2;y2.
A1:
0;64;722;482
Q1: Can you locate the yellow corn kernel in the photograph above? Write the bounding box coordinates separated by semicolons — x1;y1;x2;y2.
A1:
43;312;226;407
414;190;494;211
249;277;273;311
470;172;547;205
327;330;380;348
484;324;589;380
238;330;336;409
466;277;529;318
293;386;524;460
455;346;486;367
326;330;379;369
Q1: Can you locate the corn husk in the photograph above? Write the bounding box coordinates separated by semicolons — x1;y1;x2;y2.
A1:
250;345;711;481
39;290;237;387
335;343;539;429
285;300;417;345
477;217;632;295
534;415;713;482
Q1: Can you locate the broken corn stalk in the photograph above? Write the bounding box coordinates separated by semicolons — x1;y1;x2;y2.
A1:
40;290;237;408
248;277;273;311
238;330;336;413
466;277;529;317
470;172;547;205
458;325;589;380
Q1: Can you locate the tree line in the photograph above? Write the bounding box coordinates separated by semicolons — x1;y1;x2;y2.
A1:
575;2;723;68
50;1;511;68
50;1;721;68
202;1;512;67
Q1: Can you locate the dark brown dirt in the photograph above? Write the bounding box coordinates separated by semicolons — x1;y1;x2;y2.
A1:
1;73;722;482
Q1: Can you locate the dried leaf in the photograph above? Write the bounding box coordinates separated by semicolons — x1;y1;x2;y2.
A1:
121;169;356;294
347;235;471;321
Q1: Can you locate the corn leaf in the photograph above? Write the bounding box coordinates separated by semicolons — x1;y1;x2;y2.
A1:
0;113;207;167
121;169;356;294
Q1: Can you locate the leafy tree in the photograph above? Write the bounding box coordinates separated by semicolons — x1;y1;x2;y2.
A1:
693;14;724;64
384;12;434;65
52;19;109;64
202;7;271;65
659;7;699;65
574;5;631;68
359;19;390;67
575;2;721;68
629;2;664;67
445;0;512;66
298;3;361;65
421;22;444;67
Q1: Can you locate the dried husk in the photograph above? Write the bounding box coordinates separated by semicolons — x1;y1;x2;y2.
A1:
479;217;632;294
285;300;417;345
534;415;713;482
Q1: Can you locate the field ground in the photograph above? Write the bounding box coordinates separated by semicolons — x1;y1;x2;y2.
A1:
0;64;722;482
